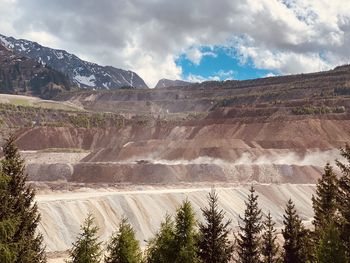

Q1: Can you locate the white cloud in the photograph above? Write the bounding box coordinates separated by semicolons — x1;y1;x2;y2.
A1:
216;70;235;80
186;69;235;83
1;0;350;85
185;48;203;65
234;37;333;74
184;47;217;65
132;54;182;88
186;74;211;83
264;72;276;78
22;31;61;49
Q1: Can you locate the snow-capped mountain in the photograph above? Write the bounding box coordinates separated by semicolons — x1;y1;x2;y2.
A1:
0;34;148;89
155;78;192;88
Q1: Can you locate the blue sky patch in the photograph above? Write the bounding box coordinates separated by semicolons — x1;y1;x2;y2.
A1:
176;46;277;82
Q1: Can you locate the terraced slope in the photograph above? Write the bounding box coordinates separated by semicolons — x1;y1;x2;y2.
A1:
7;107;348;184
1;66;349;262
56;64;350;115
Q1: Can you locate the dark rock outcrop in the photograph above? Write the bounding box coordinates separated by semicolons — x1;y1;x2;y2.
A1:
0;44;72;98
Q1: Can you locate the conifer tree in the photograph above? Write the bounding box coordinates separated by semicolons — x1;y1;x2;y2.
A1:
105;217;142;263
236;186;262;263
336;144;350;258
145;214;176;263
197;190;234;263
261;212;280;263
0;135;46;262
173;199;199;263
0;171;18;263
315;221;346;263
282;199;309;263
0;219;17;263
67;214;102;263
312;163;338;235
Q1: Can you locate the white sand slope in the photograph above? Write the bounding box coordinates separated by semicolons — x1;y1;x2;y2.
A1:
37;184;315;254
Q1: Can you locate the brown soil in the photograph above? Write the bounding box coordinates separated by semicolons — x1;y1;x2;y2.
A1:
12;111;350;184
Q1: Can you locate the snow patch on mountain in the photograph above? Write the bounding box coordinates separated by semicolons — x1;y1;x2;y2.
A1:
54;51;64;59
0;35;14;49
74;74;96;87
38;57;46;66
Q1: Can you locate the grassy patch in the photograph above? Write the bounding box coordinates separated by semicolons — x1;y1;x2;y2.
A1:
8;98;33;106
35;101;83;111
291;105;346;115
38;148;90;153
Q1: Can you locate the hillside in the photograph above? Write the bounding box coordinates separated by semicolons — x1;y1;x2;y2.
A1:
55;64;350;116
155;78;192;88
0;94;83;111
0;34;148;89
0;44;72;98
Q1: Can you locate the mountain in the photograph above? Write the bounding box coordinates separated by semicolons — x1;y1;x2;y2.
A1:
0;44;72;98
0;34;148;89
155;78;192;88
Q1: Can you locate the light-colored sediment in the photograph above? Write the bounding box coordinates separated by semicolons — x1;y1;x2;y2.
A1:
38;183;315;259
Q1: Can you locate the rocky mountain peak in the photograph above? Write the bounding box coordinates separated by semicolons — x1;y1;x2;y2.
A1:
0;34;148;90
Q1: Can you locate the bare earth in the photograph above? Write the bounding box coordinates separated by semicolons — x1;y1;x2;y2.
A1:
37;183;315;262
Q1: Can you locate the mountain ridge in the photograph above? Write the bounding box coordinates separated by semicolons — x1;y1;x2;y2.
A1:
0;43;72;98
155;78;192;88
0;34;148;90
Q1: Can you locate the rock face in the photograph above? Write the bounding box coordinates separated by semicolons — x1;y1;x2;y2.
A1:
0;44;72;98
155;78;192;88
0;34;148;89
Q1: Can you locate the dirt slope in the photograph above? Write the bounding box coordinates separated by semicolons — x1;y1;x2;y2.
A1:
13;112;349;184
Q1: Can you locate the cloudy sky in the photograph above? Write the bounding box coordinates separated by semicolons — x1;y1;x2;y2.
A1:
1;0;350;87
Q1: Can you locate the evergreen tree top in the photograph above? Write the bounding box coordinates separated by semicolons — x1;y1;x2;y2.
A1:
312;163;338;232
67;213;102;263
282;199;310;263
105;217;142;263
175;199;197;241
237;186;263;263
145;214;175;263
198;190;233;263
261;211;280;263
174;199;199;263
239;186;262;231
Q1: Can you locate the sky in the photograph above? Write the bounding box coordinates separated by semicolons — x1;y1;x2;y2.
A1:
1;0;350;88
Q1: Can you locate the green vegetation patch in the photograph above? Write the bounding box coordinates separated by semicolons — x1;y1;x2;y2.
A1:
68;112;126;128
38;148;90;153
291;105;346;115
8;98;32;106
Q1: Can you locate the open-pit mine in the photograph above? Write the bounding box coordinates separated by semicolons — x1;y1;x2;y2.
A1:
2;65;350;261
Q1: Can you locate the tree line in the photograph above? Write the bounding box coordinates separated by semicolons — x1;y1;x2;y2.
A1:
0;136;350;262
